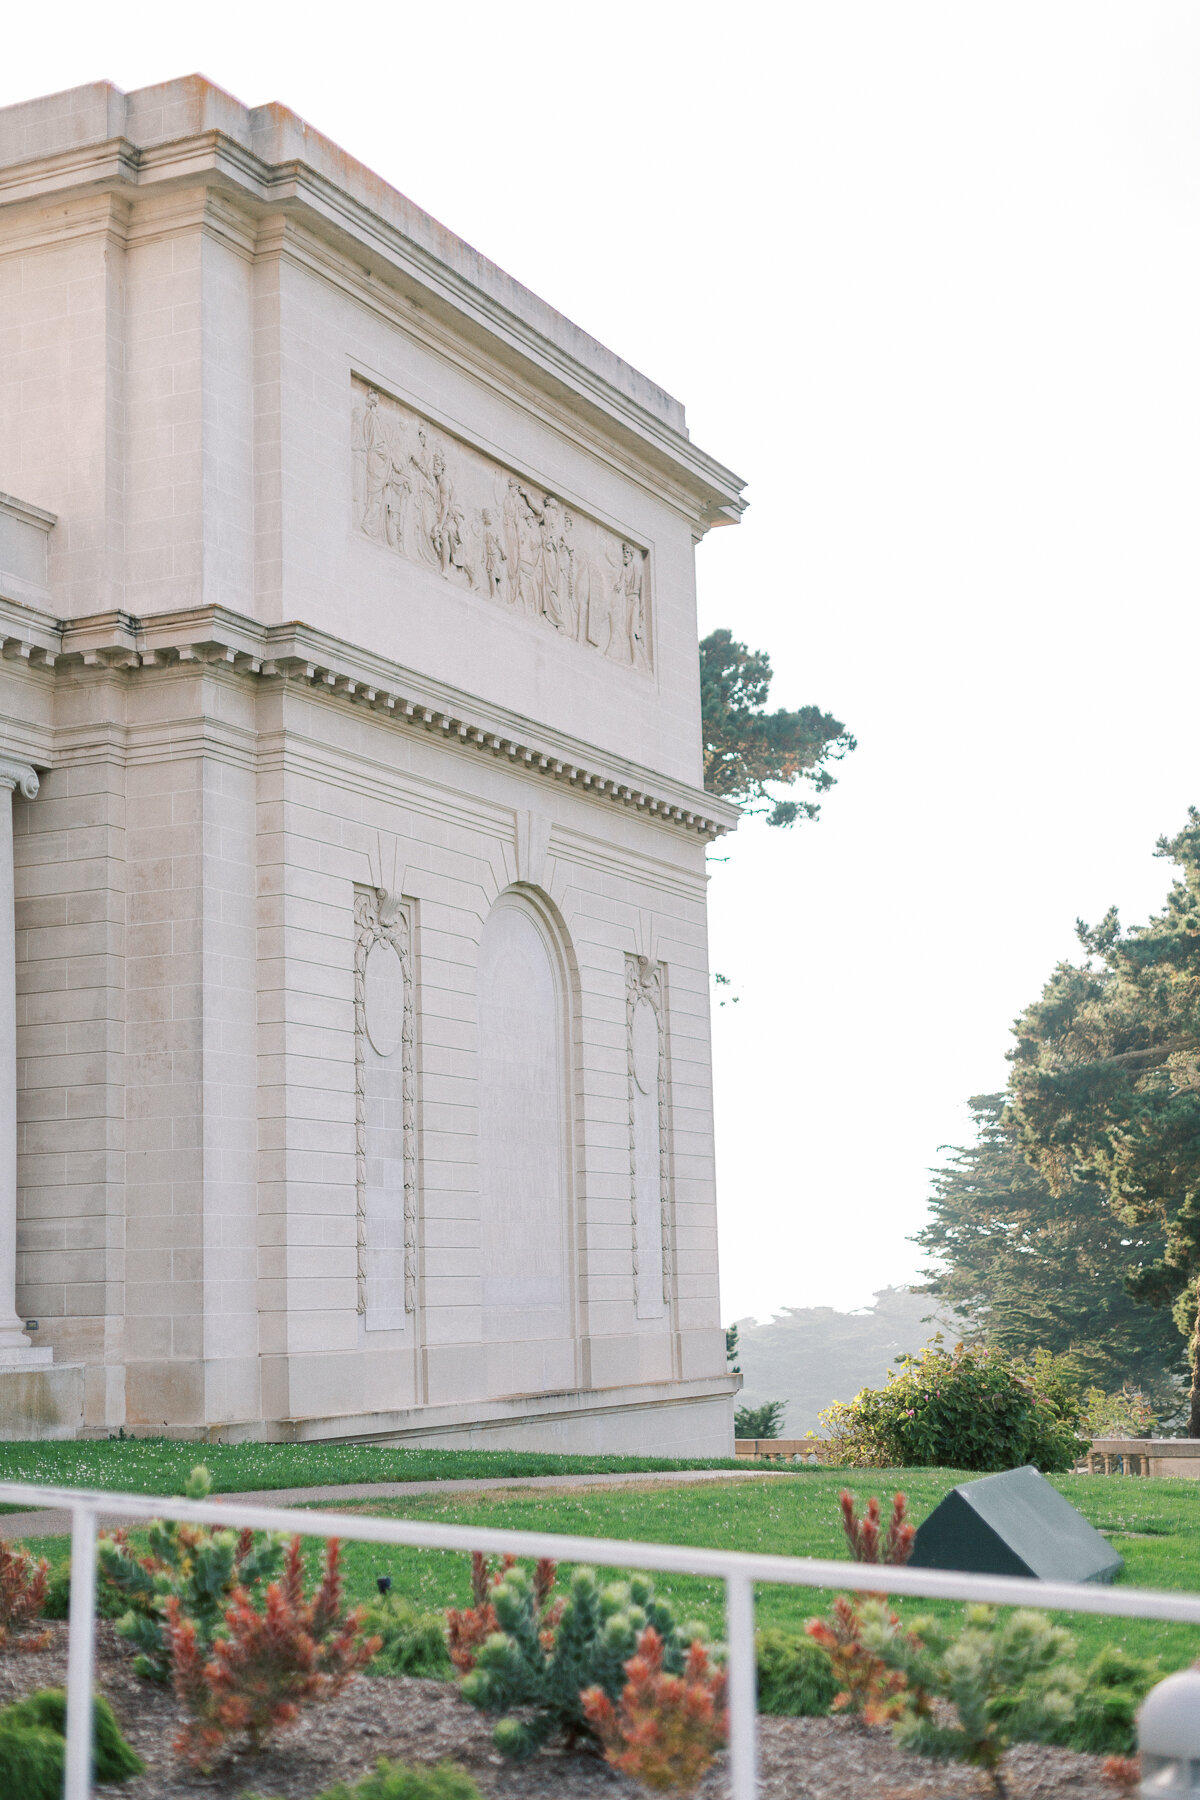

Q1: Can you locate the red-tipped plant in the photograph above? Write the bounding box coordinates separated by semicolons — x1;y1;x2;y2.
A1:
1102;1756;1140;1789
166;1536;379;1766
806;1596;923;1726
840;1489;916;1566
583;1625;727;1794
447;1550;518;1674
0;1540;49;1652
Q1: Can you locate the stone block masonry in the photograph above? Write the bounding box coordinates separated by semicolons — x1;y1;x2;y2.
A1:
0;74;746;1448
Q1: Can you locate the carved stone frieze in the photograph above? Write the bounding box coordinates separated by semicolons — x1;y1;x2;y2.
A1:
353;885;417;1322
352;380;651;671
625;953;671;1315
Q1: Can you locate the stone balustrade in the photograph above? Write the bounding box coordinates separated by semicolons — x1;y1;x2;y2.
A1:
735;1437;837;1463
1084;1438;1200;1477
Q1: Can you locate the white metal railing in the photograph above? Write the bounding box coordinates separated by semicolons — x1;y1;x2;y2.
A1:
3;1479;1200;1800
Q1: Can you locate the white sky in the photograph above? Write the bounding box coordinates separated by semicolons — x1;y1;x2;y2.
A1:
5;3;1198;1326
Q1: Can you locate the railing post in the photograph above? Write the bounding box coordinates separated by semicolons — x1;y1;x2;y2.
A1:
725;1570;758;1799
64;1503;97;1800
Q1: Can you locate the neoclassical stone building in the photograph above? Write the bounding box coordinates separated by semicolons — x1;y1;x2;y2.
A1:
0;77;744;1447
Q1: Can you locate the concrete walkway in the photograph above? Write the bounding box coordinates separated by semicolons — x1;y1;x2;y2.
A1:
0;1464;787;1540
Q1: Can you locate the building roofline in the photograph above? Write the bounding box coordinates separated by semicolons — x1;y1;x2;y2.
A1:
0;76;747;528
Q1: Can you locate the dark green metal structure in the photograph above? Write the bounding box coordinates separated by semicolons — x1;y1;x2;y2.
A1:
909;1464;1122;1584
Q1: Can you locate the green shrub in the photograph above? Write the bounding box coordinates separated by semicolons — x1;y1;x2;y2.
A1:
1059;1646;1159;1756
363;1593;451;1679
0;1723;63;1800
0;1690;143;1795
864;1604;1079;1786
820;1344;1082;1472
253;1760;481;1800
755;1629;837;1716
1081;1385;1160;1440
734;1401;786;1438
459;1561;705;1759
42;1564;139;1623
97;1463;285;1680
0;1689;143;1782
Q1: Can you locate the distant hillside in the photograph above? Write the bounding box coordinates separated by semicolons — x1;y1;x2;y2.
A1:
732;1287;953;1436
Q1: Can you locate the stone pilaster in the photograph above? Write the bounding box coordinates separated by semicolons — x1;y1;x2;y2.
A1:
0;756;50;1365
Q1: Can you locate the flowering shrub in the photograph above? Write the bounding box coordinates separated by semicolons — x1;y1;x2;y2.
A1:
820;1344;1081;1471
166;1535;379;1766
98;1464;285;1680
0;1540;49;1652
805;1597;927;1725
839;1489;916;1564
1081;1385;1161;1439
583;1625;727;1794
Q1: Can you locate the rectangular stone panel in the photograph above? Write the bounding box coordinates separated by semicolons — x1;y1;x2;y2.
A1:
352;378;651;672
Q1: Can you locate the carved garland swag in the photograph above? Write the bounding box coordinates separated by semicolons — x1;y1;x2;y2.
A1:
353;886;418;1317
626;953;673;1310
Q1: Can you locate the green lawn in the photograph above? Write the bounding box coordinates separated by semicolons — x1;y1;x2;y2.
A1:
312;1468;1200;1676
5;1452;1199;1678
0;1438;748;1497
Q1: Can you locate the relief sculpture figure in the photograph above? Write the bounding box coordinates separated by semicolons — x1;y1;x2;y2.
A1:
509;480;546;618
406;426;440;567
358;390;393;542
354;380;650;668
618;542;648;669
540;495;576;633
432;450;475;587
481;508;507;599
584;555;612;654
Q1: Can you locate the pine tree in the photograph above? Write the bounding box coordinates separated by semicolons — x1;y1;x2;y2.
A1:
1008;811;1200;1434
914;1096;1185;1412
699;630;854;826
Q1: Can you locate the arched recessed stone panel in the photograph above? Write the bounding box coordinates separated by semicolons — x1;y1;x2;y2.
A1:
477;899;571;1357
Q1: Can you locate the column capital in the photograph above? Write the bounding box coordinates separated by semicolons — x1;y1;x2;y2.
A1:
0;758;39;801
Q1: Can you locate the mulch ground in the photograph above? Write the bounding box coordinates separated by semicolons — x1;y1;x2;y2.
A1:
0;1623;1127;1799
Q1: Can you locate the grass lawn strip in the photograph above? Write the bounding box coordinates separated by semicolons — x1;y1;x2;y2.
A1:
0;1439;753;1496
310;1468;1200;1676
0;1467;788;1544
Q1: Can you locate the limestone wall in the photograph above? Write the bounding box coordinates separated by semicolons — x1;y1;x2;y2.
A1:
8;655;729;1436
0;79;744;789
0;75;742;1445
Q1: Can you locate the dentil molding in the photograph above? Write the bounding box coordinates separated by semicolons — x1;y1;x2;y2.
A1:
0;599;736;840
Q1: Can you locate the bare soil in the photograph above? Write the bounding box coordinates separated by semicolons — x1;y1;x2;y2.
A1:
0;1624;1127;1800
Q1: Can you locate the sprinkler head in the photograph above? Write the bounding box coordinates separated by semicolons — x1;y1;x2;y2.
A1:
376;1575;392;1596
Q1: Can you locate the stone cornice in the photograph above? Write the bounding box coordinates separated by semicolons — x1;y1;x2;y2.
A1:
0;595;58;667
0;493;56;533
0;127;747;534
0;597;738;840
